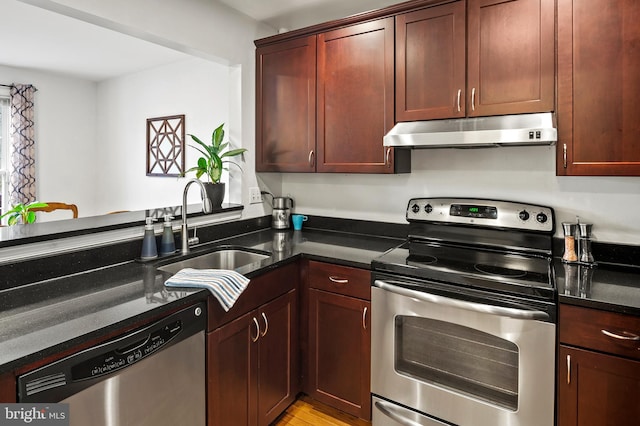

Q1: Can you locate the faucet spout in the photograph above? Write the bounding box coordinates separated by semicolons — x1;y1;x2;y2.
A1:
181;179;213;255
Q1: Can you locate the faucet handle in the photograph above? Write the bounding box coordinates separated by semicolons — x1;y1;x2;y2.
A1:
188;226;200;247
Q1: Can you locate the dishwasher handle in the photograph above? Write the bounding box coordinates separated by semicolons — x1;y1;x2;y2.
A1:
374;280;550;321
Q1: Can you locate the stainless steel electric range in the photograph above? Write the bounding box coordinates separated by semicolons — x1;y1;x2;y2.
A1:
371;198;557;426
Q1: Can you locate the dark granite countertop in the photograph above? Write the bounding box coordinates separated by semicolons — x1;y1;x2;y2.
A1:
0;227;402;375
555;259;640;316
3;212;639;377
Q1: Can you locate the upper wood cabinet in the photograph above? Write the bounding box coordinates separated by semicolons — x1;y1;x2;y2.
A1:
256;18;410;174
396;0;555;121
557;0;640;176
396;2;466;121
256;36;316;172
317;18;408;173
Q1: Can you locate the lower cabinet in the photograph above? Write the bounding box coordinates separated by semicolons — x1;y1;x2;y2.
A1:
305;261;371;420
558;345;640;426
558;304;640;426
0;372;16;402
207;290;298;426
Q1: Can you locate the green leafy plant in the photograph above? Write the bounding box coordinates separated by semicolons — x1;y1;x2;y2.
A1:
1;202;49;225
185;123;247;183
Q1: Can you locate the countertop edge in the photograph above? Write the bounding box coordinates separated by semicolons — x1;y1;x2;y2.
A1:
558;294;640;317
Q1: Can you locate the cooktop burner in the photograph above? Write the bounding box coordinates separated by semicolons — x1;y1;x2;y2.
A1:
474;264;528;278
373;244;554;300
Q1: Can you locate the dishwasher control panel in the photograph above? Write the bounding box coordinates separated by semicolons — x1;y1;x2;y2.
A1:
72;320;182;380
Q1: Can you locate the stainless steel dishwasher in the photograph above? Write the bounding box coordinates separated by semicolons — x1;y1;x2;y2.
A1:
18;302;206;426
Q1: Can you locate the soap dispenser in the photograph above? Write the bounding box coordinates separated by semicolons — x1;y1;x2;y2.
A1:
160;215;176;256
141;217;158;260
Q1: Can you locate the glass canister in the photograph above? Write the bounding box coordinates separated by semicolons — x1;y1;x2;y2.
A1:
561;222;578;263
578;223;595;264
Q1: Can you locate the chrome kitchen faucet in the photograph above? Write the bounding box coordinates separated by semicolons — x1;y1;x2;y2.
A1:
181;179;213;255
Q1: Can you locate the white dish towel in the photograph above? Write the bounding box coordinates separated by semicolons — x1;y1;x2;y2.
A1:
164;268;250;312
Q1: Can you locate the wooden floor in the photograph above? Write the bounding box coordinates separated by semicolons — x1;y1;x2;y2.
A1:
273;395;372;426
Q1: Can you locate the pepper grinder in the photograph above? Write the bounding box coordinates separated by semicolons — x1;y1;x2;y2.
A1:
578;223;595;264
561;222;578;263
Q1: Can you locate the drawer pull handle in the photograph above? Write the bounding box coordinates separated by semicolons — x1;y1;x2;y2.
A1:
601;329;640;341
252;317;260;342
456;89;461;112
567;354;571;384
260;312;269;337
329;276;349;284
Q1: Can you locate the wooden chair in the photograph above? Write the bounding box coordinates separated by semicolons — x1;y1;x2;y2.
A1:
31;202;79;218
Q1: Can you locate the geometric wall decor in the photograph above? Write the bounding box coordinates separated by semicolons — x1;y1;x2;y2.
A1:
146;114;185;177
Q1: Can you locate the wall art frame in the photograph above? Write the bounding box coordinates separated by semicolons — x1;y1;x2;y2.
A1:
146;114;185;177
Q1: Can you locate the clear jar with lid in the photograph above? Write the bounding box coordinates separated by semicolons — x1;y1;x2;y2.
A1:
561;222;578;263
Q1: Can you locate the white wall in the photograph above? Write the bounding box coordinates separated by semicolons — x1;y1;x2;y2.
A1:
0;64;97;221
281;147;640;245
94;57;232;215
22;0;640;246
29;0;275;220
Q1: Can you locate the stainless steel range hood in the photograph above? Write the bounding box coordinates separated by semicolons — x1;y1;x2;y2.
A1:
383;112;557;148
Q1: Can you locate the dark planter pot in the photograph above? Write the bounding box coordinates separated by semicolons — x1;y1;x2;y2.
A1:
203;182;225;209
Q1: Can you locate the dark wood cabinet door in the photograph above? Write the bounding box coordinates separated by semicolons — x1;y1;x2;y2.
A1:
557;0;640;175
317;18;399;173
0;372;16;403
207;311;258;426
396;1;466;121
256;35;316;172
307;288;371;420
467;0;555;117
257;290;298;426
558;345;640;426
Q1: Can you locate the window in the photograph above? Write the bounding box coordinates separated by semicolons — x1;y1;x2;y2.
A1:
0;87;9;217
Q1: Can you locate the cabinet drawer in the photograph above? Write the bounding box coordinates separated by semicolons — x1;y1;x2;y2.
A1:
308;261;370;300
559;304;640;361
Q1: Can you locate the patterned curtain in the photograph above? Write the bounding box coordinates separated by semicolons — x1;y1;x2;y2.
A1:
9;84;37;206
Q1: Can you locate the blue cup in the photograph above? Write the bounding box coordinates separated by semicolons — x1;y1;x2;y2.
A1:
291;214;308;230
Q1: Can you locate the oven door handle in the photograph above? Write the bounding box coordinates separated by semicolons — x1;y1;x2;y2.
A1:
374;280;549;321
374;399;449;426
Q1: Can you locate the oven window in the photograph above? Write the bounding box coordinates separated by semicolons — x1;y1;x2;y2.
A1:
395;316;518;410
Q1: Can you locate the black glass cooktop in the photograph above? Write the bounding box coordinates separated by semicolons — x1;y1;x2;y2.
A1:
372;241;554;300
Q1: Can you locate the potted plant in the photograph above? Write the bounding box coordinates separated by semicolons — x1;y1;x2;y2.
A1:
185;123;247;208
1;202;49;225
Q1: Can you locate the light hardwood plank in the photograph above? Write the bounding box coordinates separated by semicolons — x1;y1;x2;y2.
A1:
273;395;371;426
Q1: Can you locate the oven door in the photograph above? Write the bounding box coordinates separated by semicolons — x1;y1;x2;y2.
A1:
371;277;556;426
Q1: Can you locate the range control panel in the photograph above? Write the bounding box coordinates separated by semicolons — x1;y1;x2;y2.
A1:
406;198;554;233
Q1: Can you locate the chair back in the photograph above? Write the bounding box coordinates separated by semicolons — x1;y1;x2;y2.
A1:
31;202;79;218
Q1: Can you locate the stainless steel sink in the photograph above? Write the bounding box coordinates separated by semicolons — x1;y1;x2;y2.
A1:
158;248;271;275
